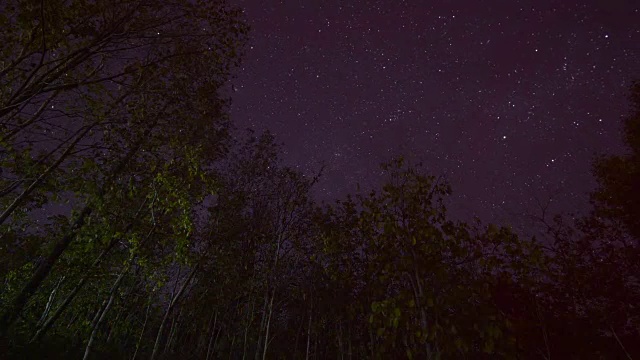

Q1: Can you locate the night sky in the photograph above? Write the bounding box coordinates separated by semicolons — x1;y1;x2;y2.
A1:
229;0;639;232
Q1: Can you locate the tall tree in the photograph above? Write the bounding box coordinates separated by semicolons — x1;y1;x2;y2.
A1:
314;158;545;359
0;0;247;343
521;81;640;359
590;80;640;240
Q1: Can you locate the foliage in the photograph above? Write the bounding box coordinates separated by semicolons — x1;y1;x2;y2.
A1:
0;0;638;358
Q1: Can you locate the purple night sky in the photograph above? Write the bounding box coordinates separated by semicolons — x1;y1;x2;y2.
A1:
228;0;639;232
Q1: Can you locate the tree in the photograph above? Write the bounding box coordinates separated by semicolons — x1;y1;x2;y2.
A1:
314;158;545;359
0;0;247;347
573;81;640;358
521;81;640;359
137;131;320;360
590;80;640;240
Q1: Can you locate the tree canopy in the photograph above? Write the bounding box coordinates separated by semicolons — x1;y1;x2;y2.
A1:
0;1;638;359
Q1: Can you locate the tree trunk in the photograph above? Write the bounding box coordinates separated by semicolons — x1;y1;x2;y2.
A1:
36;276;64;328
242;299;254;360
305;300;312;360
205;312;218;360
163;307;182;355
83;262;130;360
228;335;236;360
261;289;275;360
131;299;151;360
258;232;284;360
212;324;223;359
149;264;198;360
336;322;344;360
293;310;304;357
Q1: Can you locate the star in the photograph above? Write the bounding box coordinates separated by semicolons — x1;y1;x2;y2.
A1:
231;0;636;226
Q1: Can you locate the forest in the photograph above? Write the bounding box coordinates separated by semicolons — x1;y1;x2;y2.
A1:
0;1;638;359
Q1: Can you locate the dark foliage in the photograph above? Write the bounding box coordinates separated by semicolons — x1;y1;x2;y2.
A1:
1;1;638;359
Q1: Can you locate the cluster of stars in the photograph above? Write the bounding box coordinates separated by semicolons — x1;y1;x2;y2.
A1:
231;0;638;230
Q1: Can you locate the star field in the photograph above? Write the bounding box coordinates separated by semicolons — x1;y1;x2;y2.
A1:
229;0;639;232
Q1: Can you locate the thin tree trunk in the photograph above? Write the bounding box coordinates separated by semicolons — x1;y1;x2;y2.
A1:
211;325;222;360
228;335;236;360
36;276;64;328
314;324;318;360
106;278;140;344
261;289;275;360
205;312;218;360
348;325;352;360
163;307;182;355
255;291;268;360
83;293;115;360
293;310;304;357
164;313;178;355
337;322;344;360
258;232;284;360
132;299;152;360
151;298;177;359
149;264;198;360
305;300;312;360
66;312;79;329
242;299;254;360
83;262;130;360
257;297;266;358
106;305;125;343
